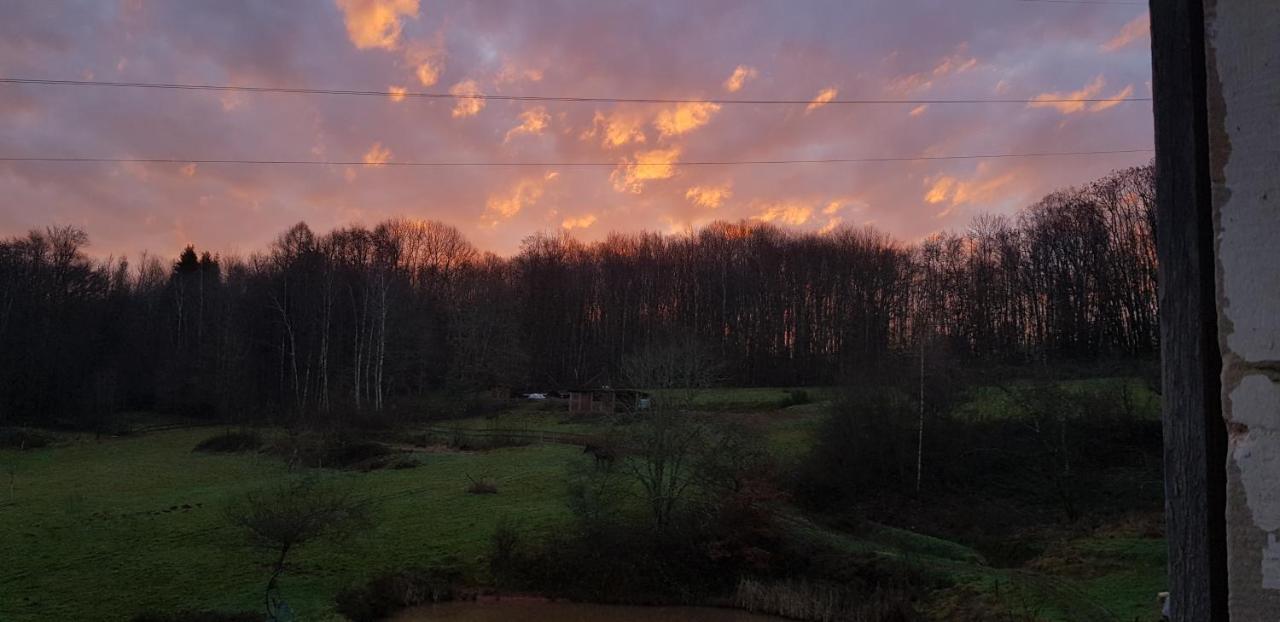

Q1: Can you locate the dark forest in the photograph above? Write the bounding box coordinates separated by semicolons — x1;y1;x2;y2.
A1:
0;164;1154;427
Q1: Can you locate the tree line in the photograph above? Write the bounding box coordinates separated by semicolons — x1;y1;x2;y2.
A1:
0;164;1155;426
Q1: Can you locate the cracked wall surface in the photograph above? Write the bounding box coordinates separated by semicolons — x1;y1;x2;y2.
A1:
1206;0;1280;618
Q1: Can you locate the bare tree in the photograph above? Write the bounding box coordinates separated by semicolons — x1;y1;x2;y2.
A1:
225;478;371;621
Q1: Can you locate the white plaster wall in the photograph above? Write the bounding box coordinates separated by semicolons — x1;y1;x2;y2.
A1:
1207;0;1280;618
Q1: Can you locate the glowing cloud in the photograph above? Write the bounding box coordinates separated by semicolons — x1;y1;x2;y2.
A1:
611;147;681;194
923;177;956;204
483;174;554;226
806;87;838;113
922;170;1016;217
561;214;598;230
1029;76;1134;114
449;80;485;118
1101;13;1150;52
582;110;647;148
402;36;446;87
752;201;814;226
496;60;545;84
335;0;419;50
685;184;732;209
363;142;393;165
388;85;407;102
504;106;550;142
654;101;721;138
823;198;861;215
819;217;842;234
723;65;758;93
1087;84;1134;112
909;104;928;117
888;47;978;94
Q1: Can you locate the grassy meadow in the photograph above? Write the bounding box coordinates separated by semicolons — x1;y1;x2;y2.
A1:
0;379;1165;621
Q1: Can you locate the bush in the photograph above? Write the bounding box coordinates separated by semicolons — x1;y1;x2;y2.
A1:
131;611;263;622
793;388;916;510
334;567;464;622
466;475;498;494
0;428;52;450
192;431;262;453
265;434;392;469
780;390;811;408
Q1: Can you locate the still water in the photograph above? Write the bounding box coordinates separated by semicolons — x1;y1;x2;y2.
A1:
391;601;787;621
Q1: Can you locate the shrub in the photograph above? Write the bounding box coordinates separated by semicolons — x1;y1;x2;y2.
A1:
488;518;527;589
326;440;392;466
466;475;498;494
793;388;916;510
192;431;261;453
334;567;464;622
781;390;812;408
265;434;392;469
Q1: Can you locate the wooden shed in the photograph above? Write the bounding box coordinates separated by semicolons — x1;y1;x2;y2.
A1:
567;388;651;415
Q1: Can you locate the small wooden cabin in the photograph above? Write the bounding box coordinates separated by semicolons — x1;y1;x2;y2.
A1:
567;388;651;415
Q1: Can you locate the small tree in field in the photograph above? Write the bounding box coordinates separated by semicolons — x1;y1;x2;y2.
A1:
619;335;718;530
225;477;371;621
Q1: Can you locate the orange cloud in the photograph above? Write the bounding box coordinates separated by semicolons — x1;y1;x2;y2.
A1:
449;80;485;118
1087;84;1134;112
752;201;814;226
923;177;956;204
823;198;861;215
654;101;721;138
1029;76;1134;114
806;87;838;113
888;47;978;94
403;38;446;86
561;214;598;230
611;147;681;193
909;104;928;117
922;170;1016;217
819;217;842;234
583;110;647;148
504;106;550;142
335;0;419;50
483;173;555;226
685;184;731;209
363;142;393;165
496;60;545;84
1101;13;1149;52
388;85;407;102
723;65;758;93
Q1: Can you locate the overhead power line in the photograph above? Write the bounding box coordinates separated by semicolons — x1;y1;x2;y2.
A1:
0;149;1153;168
0;77;1152;106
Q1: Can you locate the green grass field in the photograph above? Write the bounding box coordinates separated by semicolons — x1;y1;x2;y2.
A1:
0;378;1165;621
0;429;576;621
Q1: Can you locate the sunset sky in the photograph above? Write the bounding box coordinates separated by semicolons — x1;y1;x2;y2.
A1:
0;0;1153;258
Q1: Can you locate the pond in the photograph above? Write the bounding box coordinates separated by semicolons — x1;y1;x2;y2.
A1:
391;601;788;621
